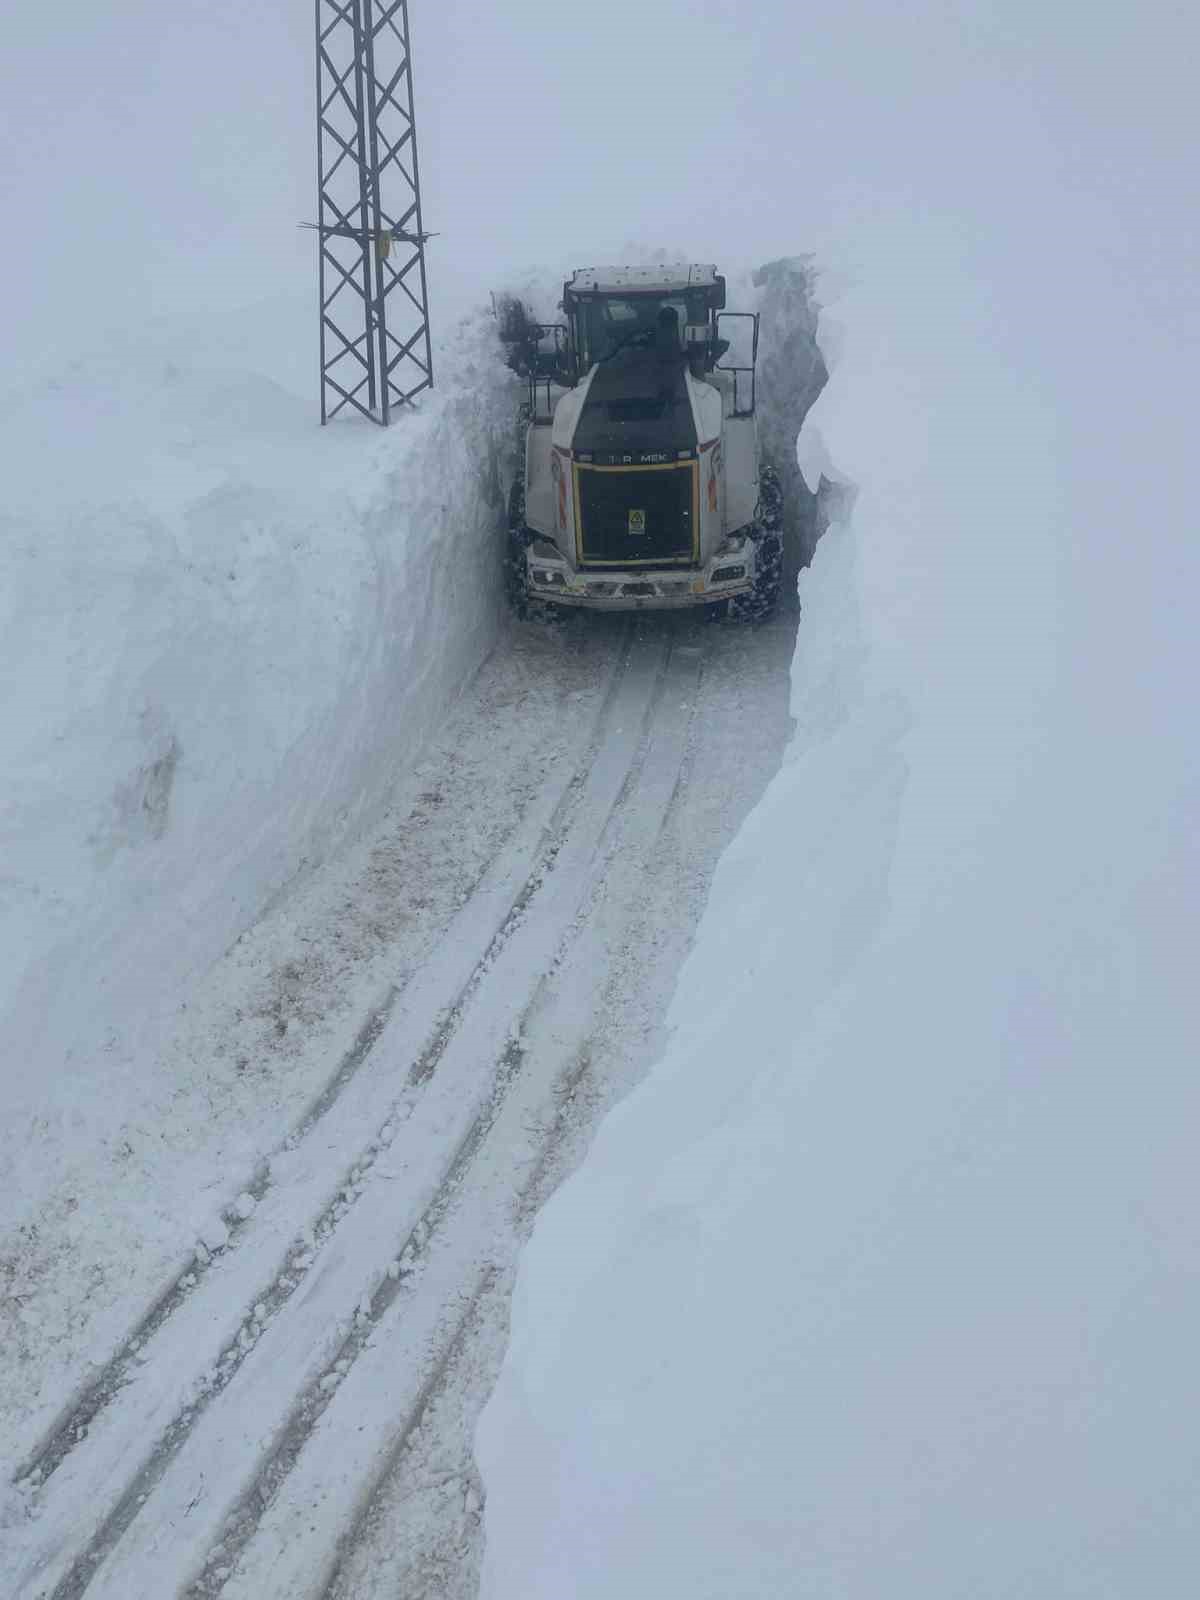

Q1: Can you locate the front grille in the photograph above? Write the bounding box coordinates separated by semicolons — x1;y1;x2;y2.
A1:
575;462;696;567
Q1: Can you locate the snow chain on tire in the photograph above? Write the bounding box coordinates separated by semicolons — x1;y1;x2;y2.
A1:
505;463;564;624
730;462;785;621
505;474;532;618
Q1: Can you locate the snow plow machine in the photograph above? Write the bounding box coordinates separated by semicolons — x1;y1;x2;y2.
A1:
499;264;783;618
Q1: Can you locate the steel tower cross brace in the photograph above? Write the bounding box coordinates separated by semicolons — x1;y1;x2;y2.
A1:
314;0;433;424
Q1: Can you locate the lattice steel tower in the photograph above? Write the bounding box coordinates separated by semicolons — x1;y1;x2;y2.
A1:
314;0;433;424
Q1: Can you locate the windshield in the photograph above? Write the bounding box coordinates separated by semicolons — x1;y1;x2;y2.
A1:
575;293;709;366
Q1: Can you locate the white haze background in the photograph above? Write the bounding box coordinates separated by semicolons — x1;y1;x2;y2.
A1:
2;0;1197;1593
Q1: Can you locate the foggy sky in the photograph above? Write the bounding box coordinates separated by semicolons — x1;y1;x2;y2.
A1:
2;1;1194;388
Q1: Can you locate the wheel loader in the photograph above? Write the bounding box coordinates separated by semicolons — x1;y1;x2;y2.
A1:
499;264;782;617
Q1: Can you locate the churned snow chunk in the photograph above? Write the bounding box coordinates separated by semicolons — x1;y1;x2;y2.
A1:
198;1216;230;1254
232;1192;257;1222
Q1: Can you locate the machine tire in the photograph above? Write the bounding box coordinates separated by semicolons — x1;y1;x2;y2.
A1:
505;476;533;617
505;474;566;623
730;462;784;621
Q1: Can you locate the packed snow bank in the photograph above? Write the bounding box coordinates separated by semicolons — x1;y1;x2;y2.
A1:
476;176;1200;1600
0;299;514;1219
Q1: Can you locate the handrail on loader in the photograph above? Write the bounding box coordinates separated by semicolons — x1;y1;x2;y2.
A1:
526;323;570;422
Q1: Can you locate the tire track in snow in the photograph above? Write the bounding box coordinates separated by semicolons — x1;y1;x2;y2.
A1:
26;625;677;1600
221;618;797;1600
309;1047;595;1600
12;623;633;1594
11;988;396;1501
195;635;710;1600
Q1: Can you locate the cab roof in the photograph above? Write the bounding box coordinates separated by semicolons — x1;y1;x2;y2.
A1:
566;264;722;295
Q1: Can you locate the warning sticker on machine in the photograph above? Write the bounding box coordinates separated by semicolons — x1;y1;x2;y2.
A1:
628;509;647;535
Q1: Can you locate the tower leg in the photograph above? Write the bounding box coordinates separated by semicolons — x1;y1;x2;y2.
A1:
315;0;432;424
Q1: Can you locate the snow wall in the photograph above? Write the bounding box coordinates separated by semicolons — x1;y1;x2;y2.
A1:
477;83;1200;1600
0;302;515;1199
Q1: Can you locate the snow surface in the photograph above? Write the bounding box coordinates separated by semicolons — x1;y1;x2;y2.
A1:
0;297;517;1441
476;8;1200;1596
0;205;823;1600
2;0;1196;1591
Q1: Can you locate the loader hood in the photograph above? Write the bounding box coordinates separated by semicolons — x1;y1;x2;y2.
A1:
570;352;698;460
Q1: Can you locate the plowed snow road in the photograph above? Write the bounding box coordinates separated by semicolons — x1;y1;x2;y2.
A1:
9;601;798;1600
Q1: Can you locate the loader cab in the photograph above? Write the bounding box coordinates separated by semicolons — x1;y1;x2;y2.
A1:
562;265;727;381
569;290;707;370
